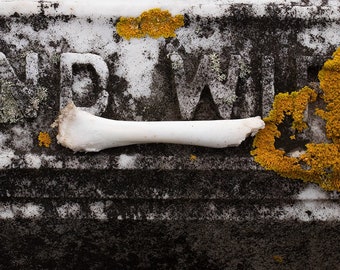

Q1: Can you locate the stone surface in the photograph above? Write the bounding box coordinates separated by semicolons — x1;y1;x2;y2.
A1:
0;0;340;268
1;220;340;269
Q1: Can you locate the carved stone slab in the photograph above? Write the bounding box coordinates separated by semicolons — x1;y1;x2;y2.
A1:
0;0;339;171
1;1;340;269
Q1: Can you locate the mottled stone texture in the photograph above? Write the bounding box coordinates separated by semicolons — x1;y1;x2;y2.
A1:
1;169;340;269
0;220;340;269
1;1;340;268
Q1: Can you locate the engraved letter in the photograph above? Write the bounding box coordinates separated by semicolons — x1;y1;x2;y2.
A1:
261;55;275;117
0;52;41;123
296;56;313;89
168;49;240;120
60;53;109;116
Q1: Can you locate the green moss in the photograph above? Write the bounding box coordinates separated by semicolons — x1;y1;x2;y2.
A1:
0;80;47;124
209;53;226;82
26;86;48;117
0;80;23;123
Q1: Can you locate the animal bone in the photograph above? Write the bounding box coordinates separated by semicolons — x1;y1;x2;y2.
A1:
52;102;265;152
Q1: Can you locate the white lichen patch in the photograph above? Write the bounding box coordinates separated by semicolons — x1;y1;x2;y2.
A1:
64;158;83;169
13;203;44;218
0;149;15;169
115;38;163;98
72;75;93;100
117;154;138;169
145;212;156;220
0;131;9;147
0;203;15;219
89;201;107;220
298;22;340;55
23;154;63;169
276;185;340;221
280;201;340;222
57;203;81;218
0;131;18;169
297;184;329;200
286;149;306;158
176;26;230;54
41;154;63;169
11;125;33;151
1;203;45;219
24;153;42;169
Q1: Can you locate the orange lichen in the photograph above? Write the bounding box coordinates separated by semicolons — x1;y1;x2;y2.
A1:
116;17;144;39
317;48;340;143
38;131;51;148
116;8;184;40
251;47;340;191
190;154;197;161
273;255;284;263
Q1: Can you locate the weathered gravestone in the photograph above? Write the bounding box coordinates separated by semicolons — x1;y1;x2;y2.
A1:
0;0;340;269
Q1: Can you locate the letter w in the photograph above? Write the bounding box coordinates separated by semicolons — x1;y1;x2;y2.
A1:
169;52;241;120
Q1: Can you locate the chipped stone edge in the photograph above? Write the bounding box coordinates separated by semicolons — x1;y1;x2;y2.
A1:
1;198;340;221
0;154;263;171
0;0;340;20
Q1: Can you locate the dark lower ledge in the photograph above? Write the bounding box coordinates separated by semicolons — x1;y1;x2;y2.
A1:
1;168;339;269
0;219;339;270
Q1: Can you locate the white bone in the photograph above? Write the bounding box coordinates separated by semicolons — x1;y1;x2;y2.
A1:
52;102;265;152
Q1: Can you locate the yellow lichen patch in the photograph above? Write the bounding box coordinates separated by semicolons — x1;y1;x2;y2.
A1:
116;8;184;39
251;47;340;191
317;47;340;143
38;131;51;148
116;17;144;39
273;255;284;263
190;154;197;161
